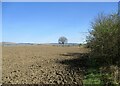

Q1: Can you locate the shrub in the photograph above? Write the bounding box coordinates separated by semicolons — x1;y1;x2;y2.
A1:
86;13;120;65
86;13;120;84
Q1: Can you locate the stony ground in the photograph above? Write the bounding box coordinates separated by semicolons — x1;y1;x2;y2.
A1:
2;45;88;84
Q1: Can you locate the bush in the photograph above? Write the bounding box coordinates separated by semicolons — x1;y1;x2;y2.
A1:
86;13;120;65
86;13;120;84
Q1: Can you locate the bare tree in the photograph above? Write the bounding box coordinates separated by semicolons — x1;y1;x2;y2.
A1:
58;36;68;44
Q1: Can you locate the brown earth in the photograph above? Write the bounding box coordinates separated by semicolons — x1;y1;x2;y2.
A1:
2;45;89;84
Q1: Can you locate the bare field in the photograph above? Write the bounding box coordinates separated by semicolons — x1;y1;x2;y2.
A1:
2;45;88;84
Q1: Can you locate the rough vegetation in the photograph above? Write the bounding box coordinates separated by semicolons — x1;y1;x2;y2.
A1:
86;13;120;85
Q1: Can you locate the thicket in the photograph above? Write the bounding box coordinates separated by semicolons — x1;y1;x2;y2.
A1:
85;13;120;85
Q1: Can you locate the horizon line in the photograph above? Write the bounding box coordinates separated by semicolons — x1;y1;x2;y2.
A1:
1;41;86;44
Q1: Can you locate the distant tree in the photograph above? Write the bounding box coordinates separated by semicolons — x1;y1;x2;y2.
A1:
58;36;68;44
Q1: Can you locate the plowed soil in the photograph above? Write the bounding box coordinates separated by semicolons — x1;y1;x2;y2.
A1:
2;45;88;84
